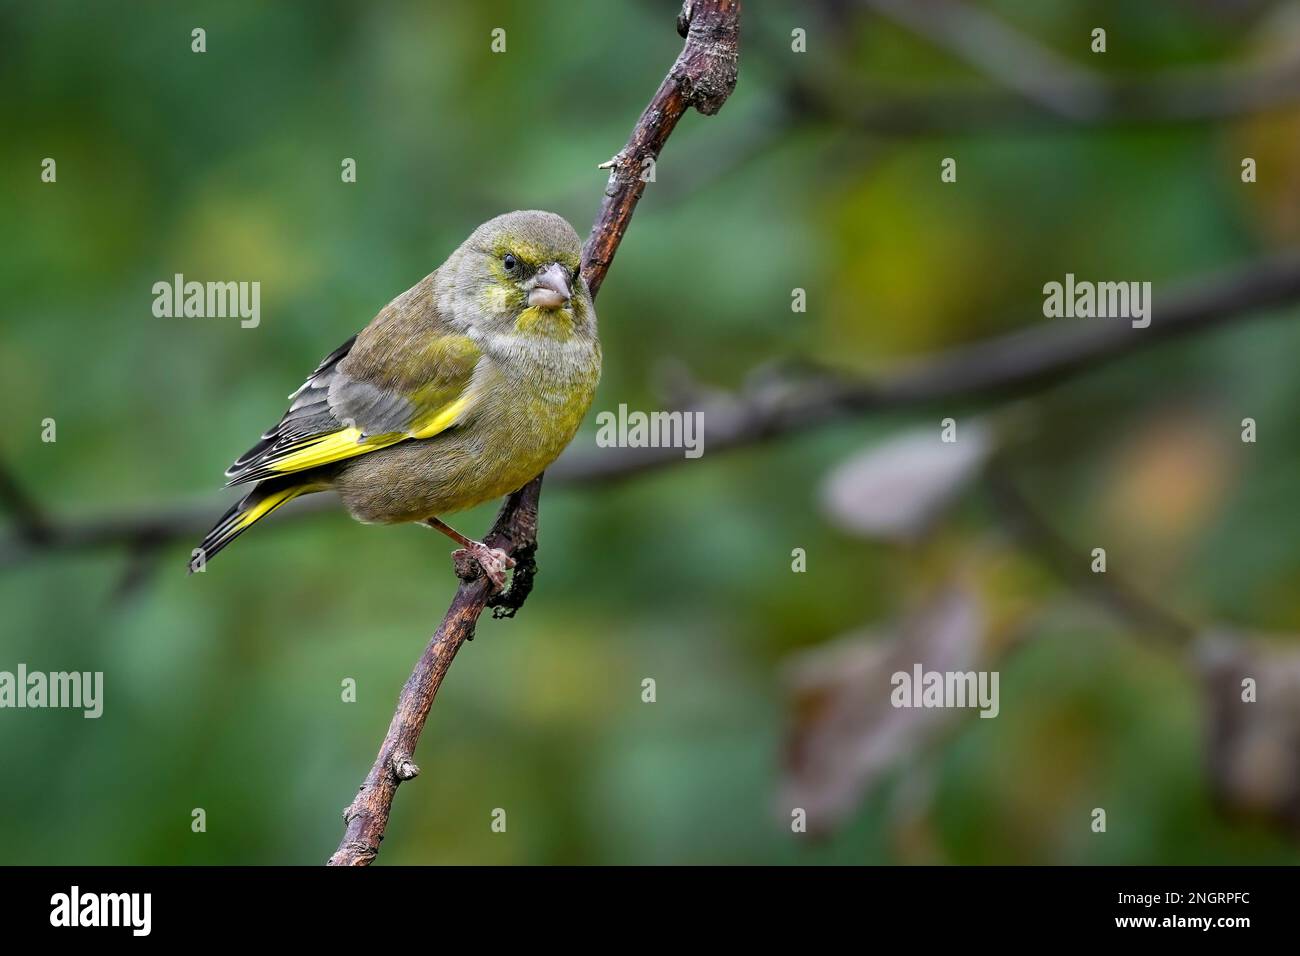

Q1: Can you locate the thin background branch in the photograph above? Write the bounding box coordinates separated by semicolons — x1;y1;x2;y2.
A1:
0;458;52;544
778;0;1300;135
3;249;1299;568
859;0;1109;120
985;463;1198;649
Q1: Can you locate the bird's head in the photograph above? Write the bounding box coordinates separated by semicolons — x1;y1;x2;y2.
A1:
444;210;595;341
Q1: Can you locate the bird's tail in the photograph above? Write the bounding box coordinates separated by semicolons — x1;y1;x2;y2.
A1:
189;478;320;573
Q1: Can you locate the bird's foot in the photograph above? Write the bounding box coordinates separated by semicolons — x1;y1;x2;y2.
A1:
452;541;516;592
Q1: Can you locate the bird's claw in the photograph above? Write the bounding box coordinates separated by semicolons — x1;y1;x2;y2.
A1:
453;543;516;592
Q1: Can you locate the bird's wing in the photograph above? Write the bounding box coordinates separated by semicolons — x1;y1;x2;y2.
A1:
224;303;483;485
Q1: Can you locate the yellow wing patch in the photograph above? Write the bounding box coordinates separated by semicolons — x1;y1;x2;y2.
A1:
229;484;306;533
266;428;404;475
265;395;472;475
408;395;472;440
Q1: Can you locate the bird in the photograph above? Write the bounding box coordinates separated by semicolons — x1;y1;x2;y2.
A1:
189;210;601;590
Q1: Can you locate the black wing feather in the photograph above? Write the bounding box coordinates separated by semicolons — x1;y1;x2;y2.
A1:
225;335;356;484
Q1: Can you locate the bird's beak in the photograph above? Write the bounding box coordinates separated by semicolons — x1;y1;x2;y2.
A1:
528;262;573;310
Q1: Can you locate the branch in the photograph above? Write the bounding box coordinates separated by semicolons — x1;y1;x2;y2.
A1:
985;464;1197;649
4;249;1299;567
621;4;1300;216
792;53;1300;135
0;458;52;544
328;479;541;868
859;0;1108;121
772;0;1300;139
583;0;740;297
326;0;741;867
549;250;1300;481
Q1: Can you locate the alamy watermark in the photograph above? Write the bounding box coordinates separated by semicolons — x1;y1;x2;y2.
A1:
1043;273;1151;328
0;664;103;718
891;664;999;718
152;273;260;328
50;886;150;936
595;404;704;459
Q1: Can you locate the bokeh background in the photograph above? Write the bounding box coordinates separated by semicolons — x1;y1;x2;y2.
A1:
3;0;1300;864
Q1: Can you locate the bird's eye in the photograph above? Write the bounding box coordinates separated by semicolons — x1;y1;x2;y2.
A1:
503;253;519;273
571;265;581;284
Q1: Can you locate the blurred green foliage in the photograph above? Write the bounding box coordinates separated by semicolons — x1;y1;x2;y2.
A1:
1;0;1298;864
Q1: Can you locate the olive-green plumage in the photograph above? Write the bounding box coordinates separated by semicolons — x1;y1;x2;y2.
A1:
191;210;601;574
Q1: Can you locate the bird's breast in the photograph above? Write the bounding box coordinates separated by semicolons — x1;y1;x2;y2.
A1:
478;337;601;457
331;335;600;525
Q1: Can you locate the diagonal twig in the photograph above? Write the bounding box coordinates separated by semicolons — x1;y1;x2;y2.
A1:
326;0;742;866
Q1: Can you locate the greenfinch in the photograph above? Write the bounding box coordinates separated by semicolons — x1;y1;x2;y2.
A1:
191;210;601;589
